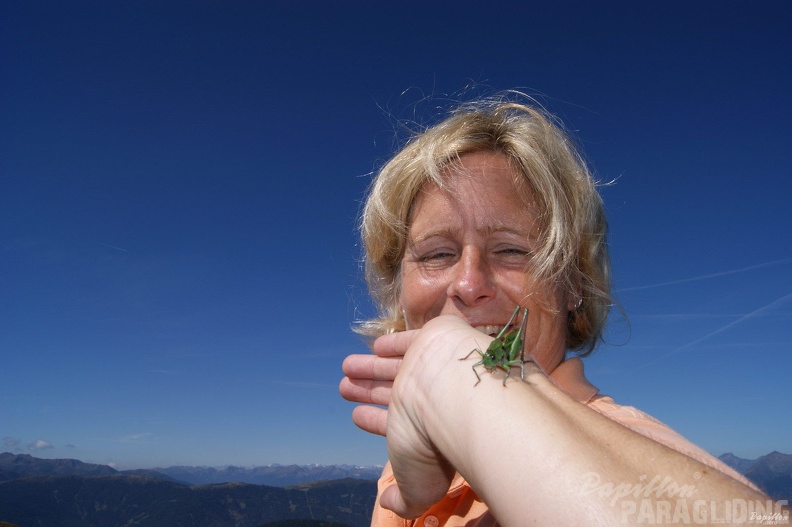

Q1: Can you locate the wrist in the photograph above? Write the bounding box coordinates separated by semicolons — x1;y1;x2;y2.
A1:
422;356;547;476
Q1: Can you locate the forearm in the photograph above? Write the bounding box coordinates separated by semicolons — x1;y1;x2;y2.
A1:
422;362;770;526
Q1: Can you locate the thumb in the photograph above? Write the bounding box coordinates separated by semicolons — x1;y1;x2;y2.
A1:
377;459;456;519
379;483;430;520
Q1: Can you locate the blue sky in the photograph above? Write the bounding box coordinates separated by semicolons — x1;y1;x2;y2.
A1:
2;1;790;469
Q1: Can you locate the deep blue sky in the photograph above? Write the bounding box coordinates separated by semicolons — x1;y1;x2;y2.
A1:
2;1;791;469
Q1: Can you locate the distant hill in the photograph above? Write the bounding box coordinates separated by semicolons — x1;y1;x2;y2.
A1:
718;451;792;501
0;452;117;478
717;452;757;473
120;468;188;484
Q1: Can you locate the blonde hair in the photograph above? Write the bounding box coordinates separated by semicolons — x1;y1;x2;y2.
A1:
358;95;611;355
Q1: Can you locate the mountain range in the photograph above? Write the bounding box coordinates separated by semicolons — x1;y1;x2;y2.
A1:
0;453;378;527
0;451;789;527
0;453;382;487
717;451;792;501
150;463;383;487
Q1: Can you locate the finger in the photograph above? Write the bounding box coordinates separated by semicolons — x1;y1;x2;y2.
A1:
338;377;392;406
351;405;388;436
372;329;420;358
342;354;402;381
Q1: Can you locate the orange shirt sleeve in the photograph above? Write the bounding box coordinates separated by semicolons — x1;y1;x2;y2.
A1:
587;394;760;490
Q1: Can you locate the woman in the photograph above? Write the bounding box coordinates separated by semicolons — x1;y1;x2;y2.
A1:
339;96;768;526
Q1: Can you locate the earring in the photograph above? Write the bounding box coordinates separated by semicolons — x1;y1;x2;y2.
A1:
575;298;583;310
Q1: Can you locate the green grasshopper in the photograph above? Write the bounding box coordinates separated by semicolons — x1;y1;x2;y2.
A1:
461;306;530;386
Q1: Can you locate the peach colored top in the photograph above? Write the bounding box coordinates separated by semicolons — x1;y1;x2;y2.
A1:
370;357;757;527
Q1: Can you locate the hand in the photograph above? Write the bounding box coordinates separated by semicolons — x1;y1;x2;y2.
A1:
341;316;491;518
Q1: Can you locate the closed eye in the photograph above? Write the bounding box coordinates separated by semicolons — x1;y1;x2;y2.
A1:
419;250;457;262
494;246;532;259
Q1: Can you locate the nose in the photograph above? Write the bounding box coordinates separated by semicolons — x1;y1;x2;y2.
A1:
447;248;496;307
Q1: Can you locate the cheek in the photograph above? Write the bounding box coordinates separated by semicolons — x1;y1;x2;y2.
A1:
399;265;446;327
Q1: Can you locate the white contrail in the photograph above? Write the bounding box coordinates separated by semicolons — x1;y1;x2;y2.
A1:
616;257;792;292
668;291;792;356
622;291;792;372
99;243;129;252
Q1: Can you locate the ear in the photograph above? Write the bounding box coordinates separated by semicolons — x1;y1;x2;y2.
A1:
565;275;583;312
399;304;410;330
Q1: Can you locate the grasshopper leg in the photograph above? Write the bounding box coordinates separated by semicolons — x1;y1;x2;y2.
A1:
471;362;484;385
517;308;529;381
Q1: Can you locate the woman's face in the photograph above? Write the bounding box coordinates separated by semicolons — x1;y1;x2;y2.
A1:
399;151;574;372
